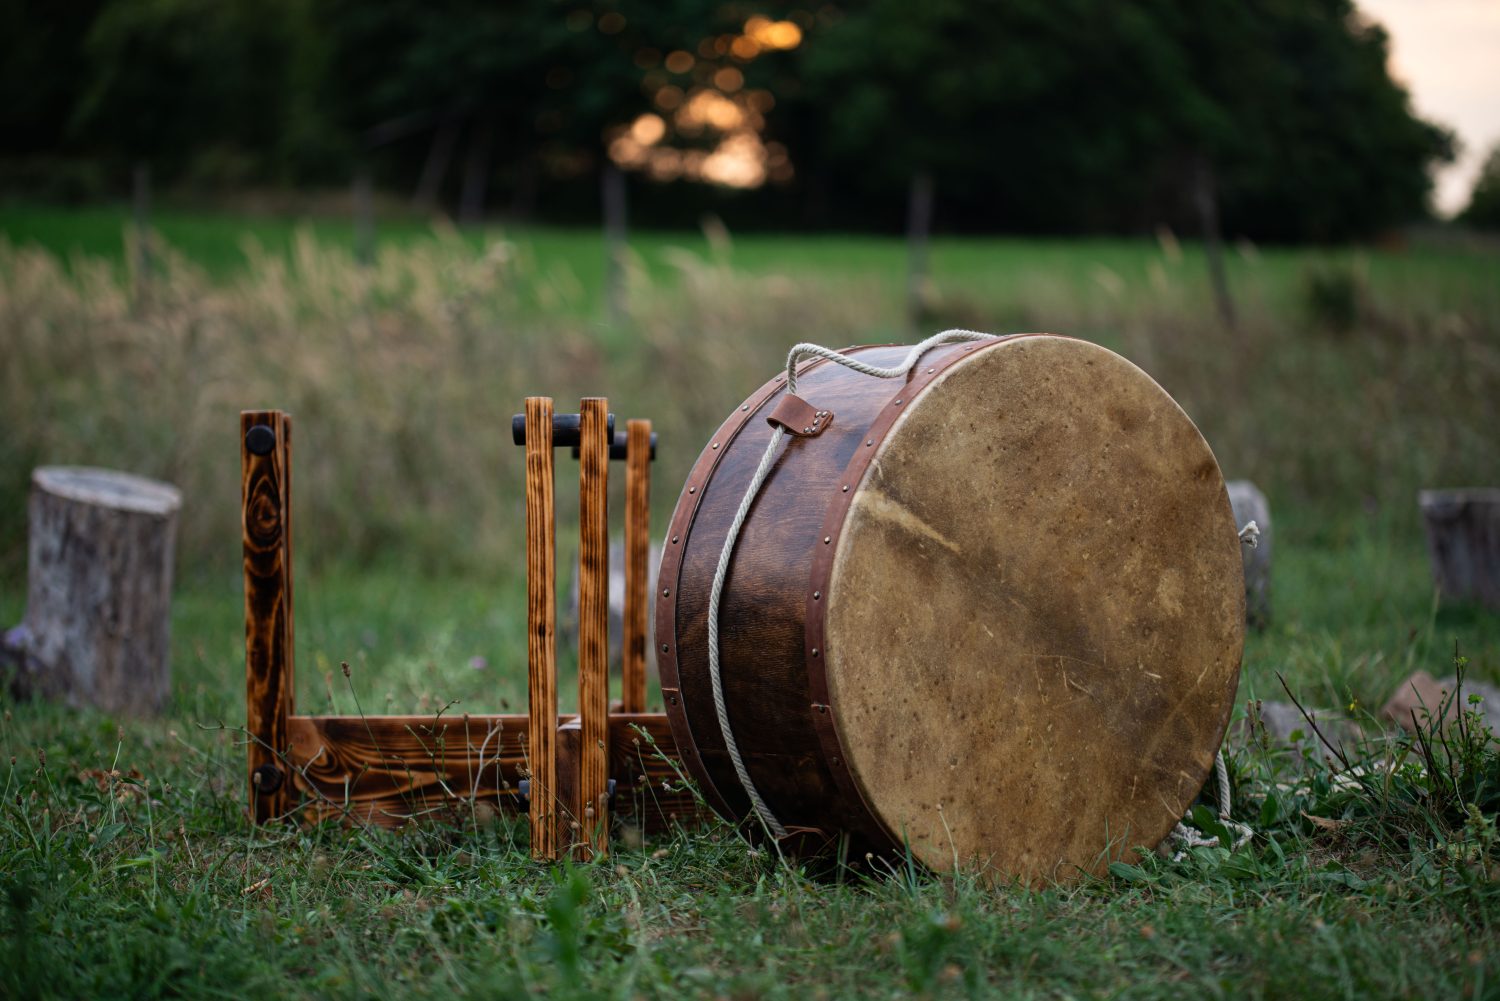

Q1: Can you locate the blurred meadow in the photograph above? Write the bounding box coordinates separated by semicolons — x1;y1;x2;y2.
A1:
4;1;1500;997
4;206;1498;716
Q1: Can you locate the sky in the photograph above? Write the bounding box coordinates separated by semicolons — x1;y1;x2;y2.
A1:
1358;0;1500;216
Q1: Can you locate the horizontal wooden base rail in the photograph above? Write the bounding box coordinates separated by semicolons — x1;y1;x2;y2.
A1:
283;712;702;833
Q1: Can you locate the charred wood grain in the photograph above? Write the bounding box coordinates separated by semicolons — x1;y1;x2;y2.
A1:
524;397;560;859
578;397;611;856
623;419;653;712
242;410;295;822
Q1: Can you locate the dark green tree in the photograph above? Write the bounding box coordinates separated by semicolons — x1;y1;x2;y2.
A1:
783;0;1452;240
67;0;314;184
1459;143;1500;231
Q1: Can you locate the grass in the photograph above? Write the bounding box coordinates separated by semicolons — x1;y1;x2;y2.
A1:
2;204;1499;997
2;562;1497;998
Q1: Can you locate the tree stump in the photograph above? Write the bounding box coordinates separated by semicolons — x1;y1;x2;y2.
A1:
14;467;182;715
1420;489;1500;611
1226;480;1272;628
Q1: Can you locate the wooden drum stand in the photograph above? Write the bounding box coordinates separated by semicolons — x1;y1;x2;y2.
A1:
240;400;698;861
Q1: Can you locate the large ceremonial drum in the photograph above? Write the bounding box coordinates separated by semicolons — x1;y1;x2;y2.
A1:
656;334;1245;883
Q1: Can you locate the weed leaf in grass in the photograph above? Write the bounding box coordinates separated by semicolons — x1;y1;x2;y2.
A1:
1108;860;1154;884
90;821;126;852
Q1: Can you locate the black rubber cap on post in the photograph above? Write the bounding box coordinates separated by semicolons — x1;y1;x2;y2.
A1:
245;424;277;456
511;412;615;447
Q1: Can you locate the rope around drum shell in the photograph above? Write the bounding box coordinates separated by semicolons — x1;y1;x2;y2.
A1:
706;329;997;839
706;329;1261;856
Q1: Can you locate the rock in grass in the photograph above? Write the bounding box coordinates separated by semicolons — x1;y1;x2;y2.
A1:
1229;700;1361;761
1227;480;1272;629
1380;671;1500;735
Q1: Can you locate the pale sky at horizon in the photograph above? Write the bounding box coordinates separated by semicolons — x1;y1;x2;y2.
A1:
1358;0;1500;216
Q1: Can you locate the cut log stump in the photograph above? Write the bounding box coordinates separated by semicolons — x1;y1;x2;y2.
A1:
1420;489;1500;611
1226;480;1272;628
14;467;181;715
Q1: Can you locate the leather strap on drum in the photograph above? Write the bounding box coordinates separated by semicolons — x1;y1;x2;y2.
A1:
765;395;832;437
706;328;998;842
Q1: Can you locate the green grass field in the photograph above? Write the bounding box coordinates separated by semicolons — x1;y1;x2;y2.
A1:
3;204;1499;997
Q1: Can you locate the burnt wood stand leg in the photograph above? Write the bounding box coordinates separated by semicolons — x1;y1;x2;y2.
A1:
555;718;584;856
242;410;295;822
622;419;653;714
523;397;561;861
577;398;611;858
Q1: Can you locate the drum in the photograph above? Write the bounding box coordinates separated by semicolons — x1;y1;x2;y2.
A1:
656;334;1245;883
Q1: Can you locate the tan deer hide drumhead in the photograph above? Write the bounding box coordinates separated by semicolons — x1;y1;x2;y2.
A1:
822;335;1245;882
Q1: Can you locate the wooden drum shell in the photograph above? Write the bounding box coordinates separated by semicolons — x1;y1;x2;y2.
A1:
656;335;1245;881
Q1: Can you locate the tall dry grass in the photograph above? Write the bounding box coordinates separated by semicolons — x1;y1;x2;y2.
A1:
2;228;1497;581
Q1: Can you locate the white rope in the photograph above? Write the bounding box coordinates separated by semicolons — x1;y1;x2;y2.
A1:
1164;518;1263;858
707;329;997;838
1168;750;1253;860
1162;518;1262;857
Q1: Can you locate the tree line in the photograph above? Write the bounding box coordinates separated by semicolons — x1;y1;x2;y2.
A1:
3;0;1456;241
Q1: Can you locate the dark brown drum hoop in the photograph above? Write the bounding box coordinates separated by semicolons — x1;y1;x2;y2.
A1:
659;335;1047;850
657;346;898;822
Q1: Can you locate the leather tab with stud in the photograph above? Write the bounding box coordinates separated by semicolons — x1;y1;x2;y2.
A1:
766;394;833;438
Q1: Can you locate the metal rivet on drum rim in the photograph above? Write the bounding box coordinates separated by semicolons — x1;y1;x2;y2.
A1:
671;535;679;543
741;404;749;411
661;644;670;653
842;485;849;492
865;440;874;447
811;648;819;657
812;591;820;600
711;442;719;449
803;427;811;433
831;757;840;766
662;588;670;597
894;399;903;406
688;486;696;494
926;368;935;374
823;536;831;544
815;704;827;712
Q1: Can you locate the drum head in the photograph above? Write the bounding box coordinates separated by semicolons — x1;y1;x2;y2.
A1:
823;335;1244;882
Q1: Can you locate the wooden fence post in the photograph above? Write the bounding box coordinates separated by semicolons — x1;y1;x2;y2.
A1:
524;397;560;860
353;166;375;267
603;165;627;325
905;170;934;333
242;410;295;822
577;398;611;857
